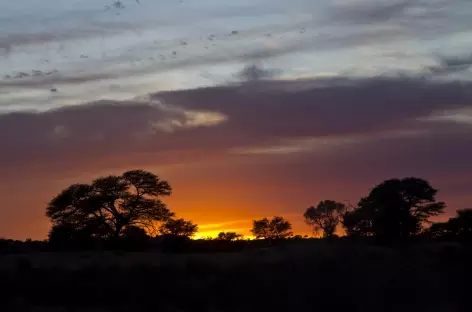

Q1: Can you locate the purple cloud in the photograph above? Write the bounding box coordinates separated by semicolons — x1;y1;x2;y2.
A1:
0;76;471;177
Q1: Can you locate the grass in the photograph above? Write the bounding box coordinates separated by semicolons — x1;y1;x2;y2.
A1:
0;240;470;312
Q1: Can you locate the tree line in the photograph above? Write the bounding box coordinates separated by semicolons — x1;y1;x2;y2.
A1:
254;177;471;243
38;169;472;251
0;170;470;253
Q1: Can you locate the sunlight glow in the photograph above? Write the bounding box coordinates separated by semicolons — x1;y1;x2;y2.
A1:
194;229;254;240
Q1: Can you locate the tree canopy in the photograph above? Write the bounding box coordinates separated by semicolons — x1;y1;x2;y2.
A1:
159;218;198;238
46;170;174;240
251;216;293;240
342;177;445;240
217;232;244;241
304;200;346;237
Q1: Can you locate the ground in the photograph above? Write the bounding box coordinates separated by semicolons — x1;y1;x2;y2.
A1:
0;240;469;312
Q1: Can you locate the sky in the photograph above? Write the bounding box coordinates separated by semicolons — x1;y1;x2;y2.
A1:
1;0;472;239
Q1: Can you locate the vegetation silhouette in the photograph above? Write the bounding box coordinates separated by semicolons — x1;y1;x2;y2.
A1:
48;221;100;250
119;226;150;251
342;177;445;243
251;216;293;240
159;218;198;237
46;170;174;242
157;218;198;253
40;173;472;250
304;200;346;237
217;231;244;241
2;238;472;311
428;208;472;242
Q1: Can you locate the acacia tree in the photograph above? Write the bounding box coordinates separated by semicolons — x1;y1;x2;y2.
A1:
342;177;445;240
159;218;198;238
46;170;174;240
251;216;293;240
217;232;244;241
304;200;346;237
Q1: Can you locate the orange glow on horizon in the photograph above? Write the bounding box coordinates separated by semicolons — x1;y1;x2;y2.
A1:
2;153;467;240
193;230;255;240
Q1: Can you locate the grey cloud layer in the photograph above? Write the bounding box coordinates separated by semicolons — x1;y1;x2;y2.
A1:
331;0;471;26
3;0;471;92
426;54;472;76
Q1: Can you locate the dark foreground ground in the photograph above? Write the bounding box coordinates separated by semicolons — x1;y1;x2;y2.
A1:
0;240;470;312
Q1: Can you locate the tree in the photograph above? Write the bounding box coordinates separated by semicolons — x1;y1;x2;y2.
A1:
217;232;244;241
342;177;445;241
46;170;174;240
159;218;198;238
428;209;472;242
251;216;293;240
304;200;346;237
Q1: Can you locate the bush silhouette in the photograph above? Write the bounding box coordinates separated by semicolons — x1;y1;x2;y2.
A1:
217;232;244;241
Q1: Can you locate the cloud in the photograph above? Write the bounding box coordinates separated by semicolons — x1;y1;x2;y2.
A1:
331;0;416;23
330;0;464;25
155;77;472;141
426;54;472;76
328;0;472;39
422;107;472;125
0;72;116;89
0;21;141;53
0;97;227;175
1;75;471;179
2;0;470;104
230;129;428;156
236;64;282;82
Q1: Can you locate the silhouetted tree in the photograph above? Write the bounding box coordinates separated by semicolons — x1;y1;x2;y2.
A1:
428;208;472;242
217;232;244;241
251;216;293;240
159;218;198;238
304;200;346;237
342;177;445;241
46;170;174;241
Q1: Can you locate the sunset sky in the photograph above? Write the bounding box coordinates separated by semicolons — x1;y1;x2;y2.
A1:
1;0;472;240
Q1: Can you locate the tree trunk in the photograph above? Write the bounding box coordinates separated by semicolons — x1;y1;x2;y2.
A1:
114;224;123;238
